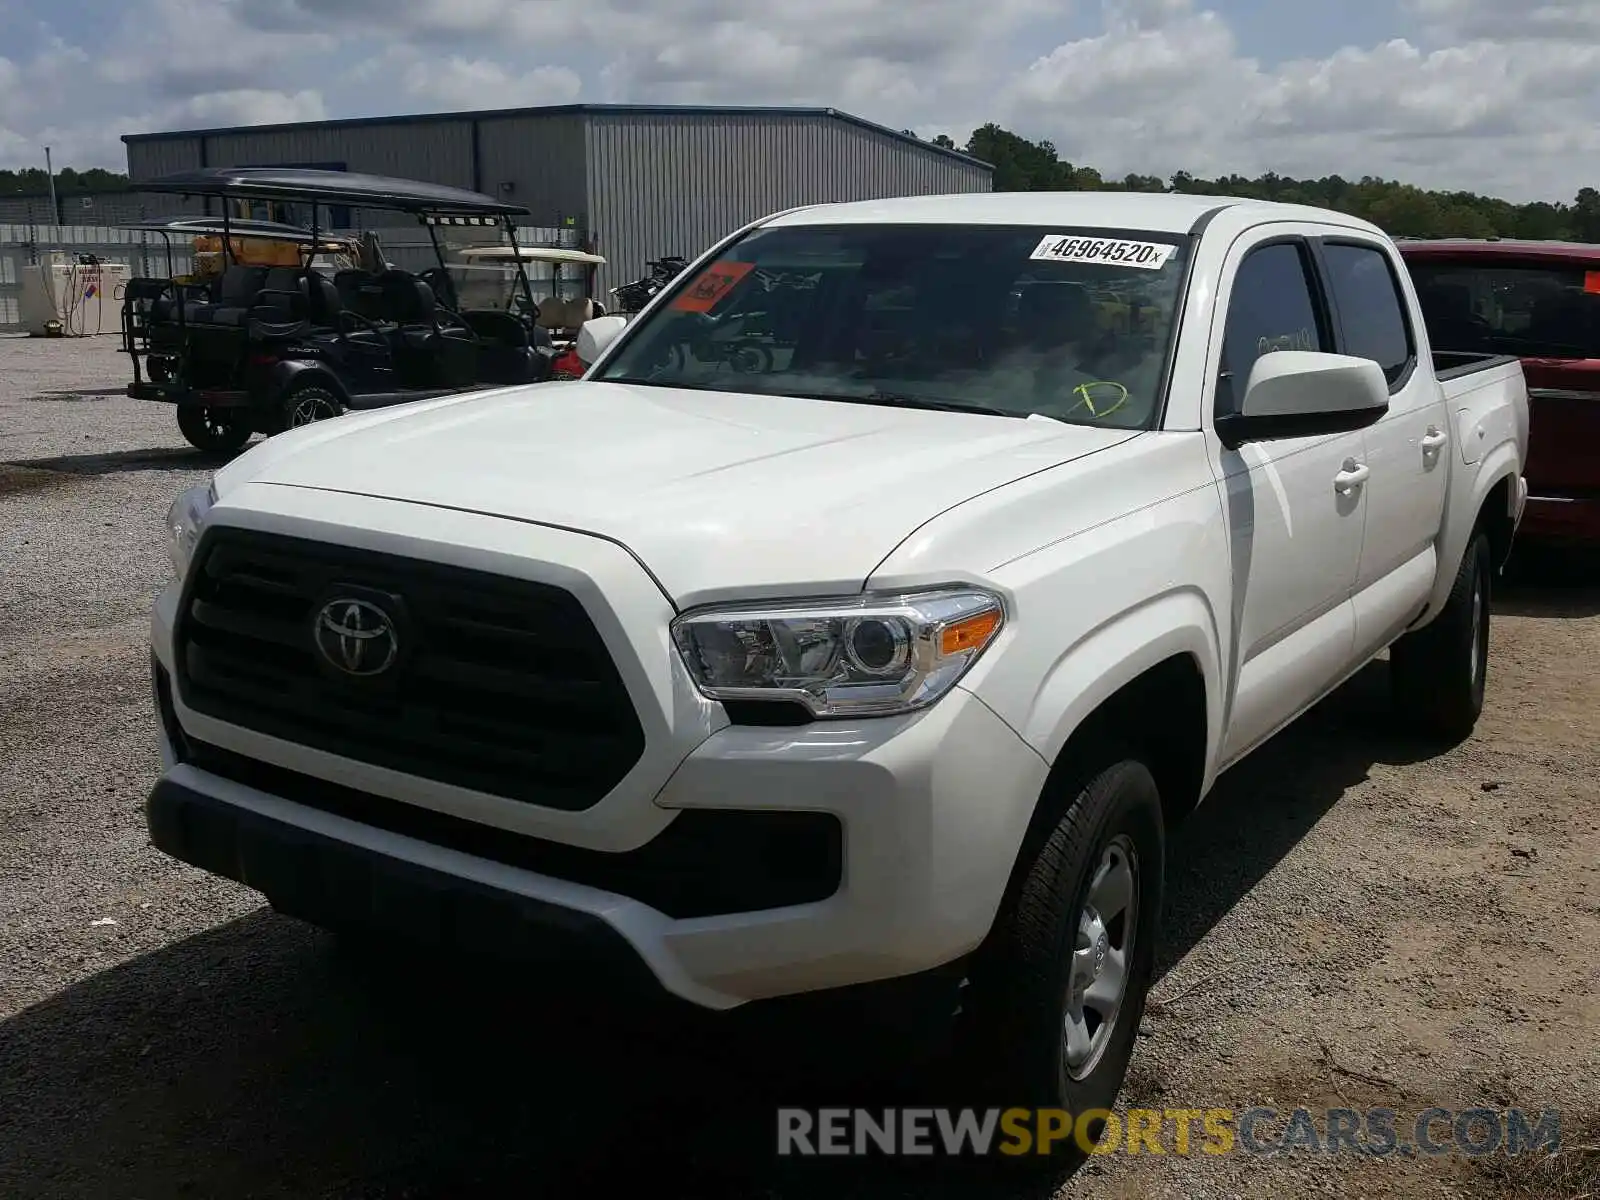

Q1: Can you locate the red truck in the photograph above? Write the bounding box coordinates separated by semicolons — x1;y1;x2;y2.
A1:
1399;238;1600;547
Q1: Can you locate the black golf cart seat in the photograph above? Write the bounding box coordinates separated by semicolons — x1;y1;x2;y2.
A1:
153;265;342;330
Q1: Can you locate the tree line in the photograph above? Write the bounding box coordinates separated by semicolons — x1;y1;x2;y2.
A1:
0;166;131;196
12;123;1600;241
923;123;1600;242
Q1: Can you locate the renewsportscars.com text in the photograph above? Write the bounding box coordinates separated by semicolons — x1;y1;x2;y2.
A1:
776;1106;1562;1158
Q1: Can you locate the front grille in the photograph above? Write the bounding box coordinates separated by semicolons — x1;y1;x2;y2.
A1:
175;527;646;810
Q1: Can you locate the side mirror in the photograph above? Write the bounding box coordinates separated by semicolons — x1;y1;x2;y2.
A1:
575;314;629;365
1216;351;1389;450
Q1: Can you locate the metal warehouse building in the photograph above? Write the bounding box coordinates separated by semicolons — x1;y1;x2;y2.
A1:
122;104;993;293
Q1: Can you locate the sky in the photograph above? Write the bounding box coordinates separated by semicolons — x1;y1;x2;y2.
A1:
1;0;1597;204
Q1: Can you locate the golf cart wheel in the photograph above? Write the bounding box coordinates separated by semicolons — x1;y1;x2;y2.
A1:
176;406;252;454
729;344;775;374
279;382;345;432
147;357;173;383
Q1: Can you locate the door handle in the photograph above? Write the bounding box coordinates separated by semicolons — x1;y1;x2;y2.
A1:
1334;459;1370;494
1421;426;1449;452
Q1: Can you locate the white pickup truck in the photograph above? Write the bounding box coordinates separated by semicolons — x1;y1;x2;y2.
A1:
147;192;1527;1150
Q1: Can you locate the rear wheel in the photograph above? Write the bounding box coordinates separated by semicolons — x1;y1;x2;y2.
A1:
279;381;345;432
176;405;252;454
1391;530;1491;742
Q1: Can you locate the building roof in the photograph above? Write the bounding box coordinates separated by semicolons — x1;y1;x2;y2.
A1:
763;190;1385;236
121;103;993;172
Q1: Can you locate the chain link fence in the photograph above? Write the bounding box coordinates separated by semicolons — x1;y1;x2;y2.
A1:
1;222;584;333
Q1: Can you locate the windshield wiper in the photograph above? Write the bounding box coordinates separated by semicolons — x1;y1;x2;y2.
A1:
781;389;1018;418
859;390;1019;417
598;378;1019;418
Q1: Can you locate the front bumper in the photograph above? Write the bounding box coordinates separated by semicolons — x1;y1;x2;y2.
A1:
148;492;1049;1012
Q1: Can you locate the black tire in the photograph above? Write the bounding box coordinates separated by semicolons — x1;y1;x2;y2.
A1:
1390;531;1492;742
278;381;345;433
175;405;252;454
147;356;173;383
954;755;1165;1173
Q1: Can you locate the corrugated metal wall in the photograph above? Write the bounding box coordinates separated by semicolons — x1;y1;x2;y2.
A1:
476;113;587;228
0;192;156;227
123;139;206;220
127;121;477;229
584;112;991;295
204;120;474;229
125;137;205;180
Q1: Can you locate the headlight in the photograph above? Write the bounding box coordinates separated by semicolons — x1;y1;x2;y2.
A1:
671;587;1005;718
166;483;215;579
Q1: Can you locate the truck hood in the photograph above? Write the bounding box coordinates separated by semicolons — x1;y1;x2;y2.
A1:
218;380;1139;607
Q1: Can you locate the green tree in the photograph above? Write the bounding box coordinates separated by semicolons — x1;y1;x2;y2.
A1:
955;122;1594;242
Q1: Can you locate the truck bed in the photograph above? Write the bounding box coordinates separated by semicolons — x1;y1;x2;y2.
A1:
1433;350;1522;383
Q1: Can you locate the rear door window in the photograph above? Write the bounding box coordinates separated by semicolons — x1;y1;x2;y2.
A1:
1406;259;1600;359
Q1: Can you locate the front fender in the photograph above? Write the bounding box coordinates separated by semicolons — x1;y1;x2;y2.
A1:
991;588;1226;794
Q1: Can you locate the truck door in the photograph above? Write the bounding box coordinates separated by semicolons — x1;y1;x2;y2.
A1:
1314;237;1448;661
1205;233;1366;764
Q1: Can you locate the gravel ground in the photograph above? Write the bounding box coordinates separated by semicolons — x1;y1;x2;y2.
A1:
2;334;1598;1199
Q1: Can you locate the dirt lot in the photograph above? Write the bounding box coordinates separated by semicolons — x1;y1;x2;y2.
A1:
2;334;1598;1199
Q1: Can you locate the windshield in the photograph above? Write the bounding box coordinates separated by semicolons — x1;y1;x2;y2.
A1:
446;259;585;315
594;223;1193;427
1408;259;1600;360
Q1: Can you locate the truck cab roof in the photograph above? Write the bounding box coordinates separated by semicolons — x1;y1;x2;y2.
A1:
764;190;1387;237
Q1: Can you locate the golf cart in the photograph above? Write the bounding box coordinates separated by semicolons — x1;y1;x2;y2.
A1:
445;244;606;337
440;245;609;381
120;166;556;453
122;215;364;386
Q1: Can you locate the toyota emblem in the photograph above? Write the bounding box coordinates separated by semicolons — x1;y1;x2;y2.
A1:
313;598;398;677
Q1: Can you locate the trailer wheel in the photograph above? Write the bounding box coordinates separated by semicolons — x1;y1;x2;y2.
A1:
176;406;252;454
279;382;345;431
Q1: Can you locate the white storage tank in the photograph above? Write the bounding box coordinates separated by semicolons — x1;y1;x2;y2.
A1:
18;252;133;336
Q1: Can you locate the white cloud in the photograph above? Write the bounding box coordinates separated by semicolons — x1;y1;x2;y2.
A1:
161;90;328;128
2;0;1598;206
400;57;582;110
1405;0;1600;43
100;0;335;95
1002;0;1600;199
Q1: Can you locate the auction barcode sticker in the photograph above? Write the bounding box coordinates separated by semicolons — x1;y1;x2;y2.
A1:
1030;235;1177;270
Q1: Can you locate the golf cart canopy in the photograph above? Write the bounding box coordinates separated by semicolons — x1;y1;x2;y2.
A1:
457;245;607;266
132;167;532;217
118;215;360;247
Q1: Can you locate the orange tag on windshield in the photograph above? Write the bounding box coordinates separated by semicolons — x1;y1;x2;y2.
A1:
671;260;755;312
1585;271;1600;294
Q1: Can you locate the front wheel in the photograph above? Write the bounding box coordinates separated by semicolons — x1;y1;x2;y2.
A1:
175;405;252;454
953;754;1165;1172
1390;530;1491;742
279;381;345;432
